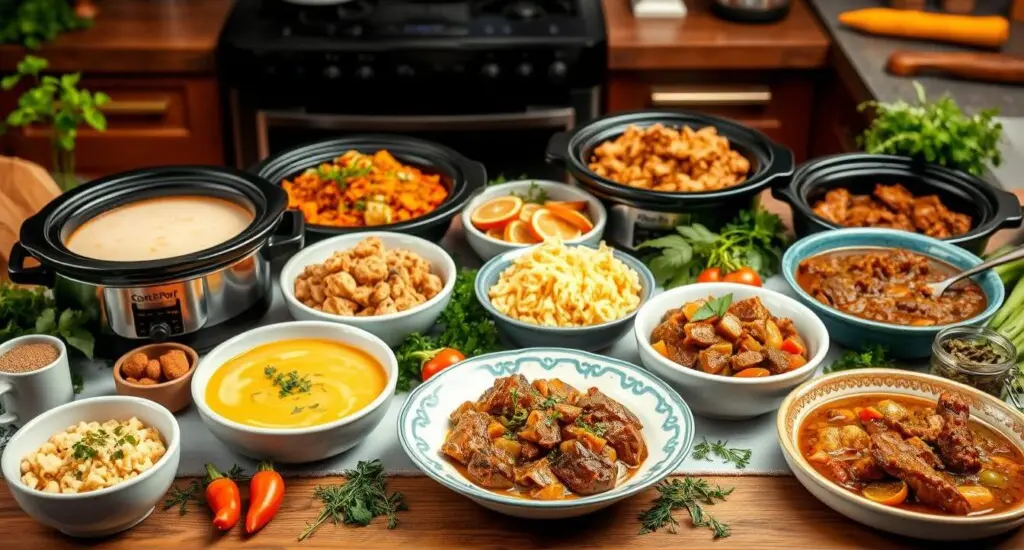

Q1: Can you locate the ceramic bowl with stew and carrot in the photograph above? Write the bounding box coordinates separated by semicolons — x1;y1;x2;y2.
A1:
777;369;1024;541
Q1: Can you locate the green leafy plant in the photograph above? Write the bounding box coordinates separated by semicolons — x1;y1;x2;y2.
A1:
859;81;1002;177
0;280;95;358
638;202;788;288
0;0;92;49
824;345;896;374
1;55;109;190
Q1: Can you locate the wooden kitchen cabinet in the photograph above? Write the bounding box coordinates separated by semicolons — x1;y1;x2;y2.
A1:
4;77;223;179
607;72;817;162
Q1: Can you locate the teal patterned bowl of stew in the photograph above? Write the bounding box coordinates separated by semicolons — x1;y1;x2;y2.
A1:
781;228;1004;359
397;347;694;519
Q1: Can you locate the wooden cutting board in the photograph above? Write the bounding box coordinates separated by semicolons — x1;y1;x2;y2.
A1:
0;157;61;278
887;50;1024;84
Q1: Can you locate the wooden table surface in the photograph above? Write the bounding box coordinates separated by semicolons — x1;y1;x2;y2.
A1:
604;0;831;70
0;0;235;74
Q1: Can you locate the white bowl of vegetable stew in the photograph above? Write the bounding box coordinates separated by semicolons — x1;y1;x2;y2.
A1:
777;369;1024;541
398;347;694;519
634;282;829;419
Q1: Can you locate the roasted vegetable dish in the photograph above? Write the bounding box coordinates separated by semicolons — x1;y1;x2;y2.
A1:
812;184;972;239
649;295;809;378
796;248;986;327
588;124;750;193
799;392;1024;516
282;150;448;227
441;375;647;500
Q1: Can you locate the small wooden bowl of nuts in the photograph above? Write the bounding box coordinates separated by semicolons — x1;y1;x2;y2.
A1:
112;343;198;413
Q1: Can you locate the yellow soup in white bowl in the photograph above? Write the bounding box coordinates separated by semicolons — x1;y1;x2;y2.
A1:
205;339;387;429
192;321;398;463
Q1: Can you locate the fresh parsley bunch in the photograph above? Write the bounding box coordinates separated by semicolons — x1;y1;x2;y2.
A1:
859;81;1002;177
0;281;94;358
638;203;787;288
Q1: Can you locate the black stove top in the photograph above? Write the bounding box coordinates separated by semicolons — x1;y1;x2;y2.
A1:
219;0;606;90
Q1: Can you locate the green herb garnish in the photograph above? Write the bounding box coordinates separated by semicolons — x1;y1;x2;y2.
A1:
264;366;313;398
298;459;407;541
163;479;205;516
691;437;751;469
317;164;372;191
691;294;733;322
510;182;548;204
394;269;502;391
574;416;607;437
638;202;787;289
486;173;528;186
859;81;1002;177
638;478;734;538
824;344;896;374
0;280;95;358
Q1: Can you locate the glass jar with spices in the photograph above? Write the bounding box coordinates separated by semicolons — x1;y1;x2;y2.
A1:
931;326;1018;404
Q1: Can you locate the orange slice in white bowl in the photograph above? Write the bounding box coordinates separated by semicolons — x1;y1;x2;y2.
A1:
529;208;582;241
504;220;539;244
518;203;542;223
545;200;587;211
471;196;522;230
485;226;505;241
547;204;594;233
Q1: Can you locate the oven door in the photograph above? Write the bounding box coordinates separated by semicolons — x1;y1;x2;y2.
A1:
229;87;599;181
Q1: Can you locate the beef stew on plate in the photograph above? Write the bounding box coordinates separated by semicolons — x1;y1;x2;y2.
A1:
799;392;1024;516
441;375;647;500
649;295;809;378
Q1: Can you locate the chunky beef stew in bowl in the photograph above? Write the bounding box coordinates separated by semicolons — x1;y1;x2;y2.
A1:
782;228;1004;359
634;283;829;419
778;369;1024;541
398;347;693;519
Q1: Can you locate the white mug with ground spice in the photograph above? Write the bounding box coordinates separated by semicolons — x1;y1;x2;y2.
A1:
0;335;73;427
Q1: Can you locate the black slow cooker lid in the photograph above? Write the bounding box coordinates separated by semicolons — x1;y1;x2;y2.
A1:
251;134;486;236
551;111;794;208
19;166;288;286
785;153;1024;241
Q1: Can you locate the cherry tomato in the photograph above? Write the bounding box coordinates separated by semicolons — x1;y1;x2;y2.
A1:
723;267;762;287
696;267;723;283
421;348;466;381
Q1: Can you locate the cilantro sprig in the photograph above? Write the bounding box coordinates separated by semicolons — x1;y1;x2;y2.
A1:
824;344;897;374
638;203;787;289
859;81;1002;177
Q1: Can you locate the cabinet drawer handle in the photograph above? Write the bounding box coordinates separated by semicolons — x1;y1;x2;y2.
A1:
100;100;169;116
649;87;772;108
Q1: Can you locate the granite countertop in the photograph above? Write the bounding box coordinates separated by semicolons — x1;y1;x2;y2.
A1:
808;0;1024;117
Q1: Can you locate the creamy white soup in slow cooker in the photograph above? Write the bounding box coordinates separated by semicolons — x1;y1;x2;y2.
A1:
64;196;253;262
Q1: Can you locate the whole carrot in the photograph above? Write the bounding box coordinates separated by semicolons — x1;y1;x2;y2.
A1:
205;463;241;531
246;461;285;534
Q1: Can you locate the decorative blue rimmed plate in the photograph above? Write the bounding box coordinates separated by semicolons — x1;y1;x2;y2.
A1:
397;347;694;519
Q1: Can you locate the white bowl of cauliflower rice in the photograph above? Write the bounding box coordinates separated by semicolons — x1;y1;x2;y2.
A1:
1;396;180;537
280;232;457;346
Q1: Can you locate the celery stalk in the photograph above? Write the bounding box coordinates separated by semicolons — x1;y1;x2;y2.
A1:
991;276;1024;329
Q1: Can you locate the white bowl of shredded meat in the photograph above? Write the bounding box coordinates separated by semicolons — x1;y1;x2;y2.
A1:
279;232;457;346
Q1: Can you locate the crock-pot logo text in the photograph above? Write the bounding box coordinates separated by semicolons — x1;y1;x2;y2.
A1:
131;290;179;304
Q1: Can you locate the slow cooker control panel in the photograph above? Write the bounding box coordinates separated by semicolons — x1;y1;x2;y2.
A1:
131;303;184;340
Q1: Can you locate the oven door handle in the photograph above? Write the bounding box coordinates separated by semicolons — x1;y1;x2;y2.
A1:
258;109;577;132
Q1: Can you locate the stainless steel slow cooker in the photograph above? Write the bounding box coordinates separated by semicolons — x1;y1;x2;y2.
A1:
8;166;303;358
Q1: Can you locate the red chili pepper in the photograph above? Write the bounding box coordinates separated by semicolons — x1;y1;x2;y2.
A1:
245;461;285;534
205;463;241;531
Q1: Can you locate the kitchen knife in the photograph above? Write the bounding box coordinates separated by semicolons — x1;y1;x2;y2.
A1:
887;50;1024;84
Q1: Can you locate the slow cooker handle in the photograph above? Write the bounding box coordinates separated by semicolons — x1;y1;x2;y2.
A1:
263;210;305;262
762;142;795;189
993;187;1024;229
7;242;55;287
545;132;571;164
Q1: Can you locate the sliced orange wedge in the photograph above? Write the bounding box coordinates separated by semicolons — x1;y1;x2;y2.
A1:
471;196;522;230
546;200;587;211
529;208;582;241
485;226;505;241
862;481;908;507
504;220;539;244
519;203;542;223
547;203;594;233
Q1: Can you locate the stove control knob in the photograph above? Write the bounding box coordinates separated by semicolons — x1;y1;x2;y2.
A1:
355;66;374;80
148;323;171;342
548;61;567;80
323;65;341;80
481;63;500;79
516;63;533;77
396;64;415;78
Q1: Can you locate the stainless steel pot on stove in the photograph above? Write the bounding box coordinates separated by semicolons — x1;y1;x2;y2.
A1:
8;166;304;358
